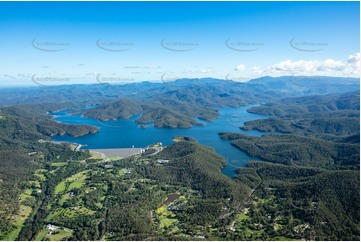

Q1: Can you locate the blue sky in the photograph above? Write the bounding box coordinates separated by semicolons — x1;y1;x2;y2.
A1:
0;1;359;86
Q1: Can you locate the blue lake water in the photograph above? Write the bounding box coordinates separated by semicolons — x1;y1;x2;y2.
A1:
52;105;267;177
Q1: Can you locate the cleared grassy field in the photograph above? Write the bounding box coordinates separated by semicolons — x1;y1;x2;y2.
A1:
67;170;88;182
51;162;67;167
34;227;49;241
54;181;66;194
59;193;71;205
4;227;21;241
19;188;32;199
156;205;167;214
49;228;73;240
95;202;103;209
118;168;130;176
67;171;87;190
274;236;293;241
28;180;41;188
47;207;95;221
35;169;47;181
68;180;84;190
54;170;88;194
35;227;73;241
237;213;251;222
4;206;32;240
156;195;184;229
160;218;177;228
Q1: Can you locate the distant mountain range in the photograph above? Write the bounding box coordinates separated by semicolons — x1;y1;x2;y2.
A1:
0;75;359;241
0;76;359;107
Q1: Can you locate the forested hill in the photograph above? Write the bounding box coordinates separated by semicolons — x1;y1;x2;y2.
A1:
235;161;359;240
220;133;359;169
0;103;98;142
241;91;360;139
216;88;360;240
0;76;359;241
247;91;360;116
0;76;358;129
218;129;359;240
66;77;359;129
0;102;98;222
150;136;250;201
76;98;220;128
0;102;96;241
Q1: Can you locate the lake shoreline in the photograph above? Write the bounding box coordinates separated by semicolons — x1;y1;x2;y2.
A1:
51;105;268;178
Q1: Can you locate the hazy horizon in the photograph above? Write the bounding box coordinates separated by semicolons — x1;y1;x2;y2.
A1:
0;74;359;88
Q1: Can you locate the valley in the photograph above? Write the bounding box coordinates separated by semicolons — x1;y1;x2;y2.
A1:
0;1;359;241
0;77;359;241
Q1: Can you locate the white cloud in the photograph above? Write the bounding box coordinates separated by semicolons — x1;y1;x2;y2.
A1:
235;64;246;71
181;68;213;74
123;65;161;69
344;52;360;75
200;69;213;73
347;52;360;64
253;53;360;77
